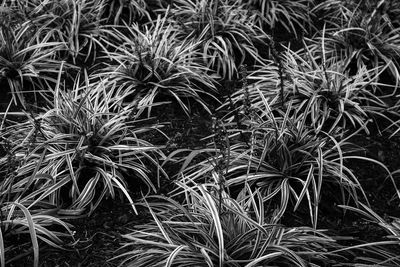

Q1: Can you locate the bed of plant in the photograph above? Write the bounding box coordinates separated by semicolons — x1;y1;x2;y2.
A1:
2;0;400;266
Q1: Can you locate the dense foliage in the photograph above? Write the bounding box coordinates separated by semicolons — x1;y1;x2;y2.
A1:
1;0;400;266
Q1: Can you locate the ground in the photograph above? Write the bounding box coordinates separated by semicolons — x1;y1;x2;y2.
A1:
6;109;400;266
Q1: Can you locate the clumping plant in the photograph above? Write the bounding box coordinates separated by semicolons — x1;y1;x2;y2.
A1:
178;99;373;228
0;24;64;108
218;61;282;122
226;43;395;135
0;80;167;215
312;0;360;28
97;14;218;116
282;47;392;134
164;0;269;80
247;0;314;38
0;3;26;31
309;1;400;91
2;0;400;265
24;0;111;67
115;183;343;266
103;0;149;25
313;0;400;29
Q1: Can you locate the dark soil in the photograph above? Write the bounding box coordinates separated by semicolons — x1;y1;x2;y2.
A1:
9;200;152;267
322;131;400;243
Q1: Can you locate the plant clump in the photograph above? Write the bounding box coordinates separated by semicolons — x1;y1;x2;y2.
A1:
2;0;400;266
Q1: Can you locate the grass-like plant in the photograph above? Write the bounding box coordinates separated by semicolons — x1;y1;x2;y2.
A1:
97;14;218;116
1;0;400;265
282;46;393;134
103;0;148;25
313;0;400;29
0;201;73;267
341;202;400;241
312;0;360;28
218;61;281;122
0;142;73;266
337;202;400;266
247;0;314;38
179;100;374;228
7;0;113;68
176;67;398;228
0;3;27;31
0;24;64;108
116;183;342;266
309;2;400;93
225;45;395;135
165;0;268;80
0;80;166;215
